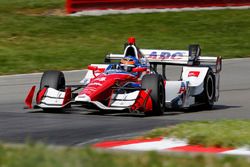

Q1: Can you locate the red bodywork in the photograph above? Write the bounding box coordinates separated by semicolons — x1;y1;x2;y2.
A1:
25;86;36;109
78;67;153;112
80;73;137;102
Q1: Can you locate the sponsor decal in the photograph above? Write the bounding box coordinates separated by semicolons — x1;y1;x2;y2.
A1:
94;77;106;82
188;71;200;77
179;82;186;94
149;51;185;60
89;83;102;86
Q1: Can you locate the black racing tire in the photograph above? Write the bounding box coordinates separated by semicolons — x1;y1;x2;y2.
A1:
40;70;65;91
141;74;165;116
39;70;66;112
196;69;215;110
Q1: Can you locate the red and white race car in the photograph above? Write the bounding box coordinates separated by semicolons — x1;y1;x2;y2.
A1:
25;37;222;115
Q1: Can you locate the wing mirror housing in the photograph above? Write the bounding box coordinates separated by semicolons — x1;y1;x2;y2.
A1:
132;67;147;73
88;65;98;71
88;66;105;78
88;65;105;72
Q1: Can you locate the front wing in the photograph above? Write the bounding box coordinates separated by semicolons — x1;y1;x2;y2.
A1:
24;86;153;113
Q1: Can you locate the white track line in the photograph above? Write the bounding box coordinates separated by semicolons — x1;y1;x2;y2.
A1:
75;131;146;146
71;6;250;16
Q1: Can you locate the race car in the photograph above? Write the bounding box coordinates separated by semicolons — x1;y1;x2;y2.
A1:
25;37;222;115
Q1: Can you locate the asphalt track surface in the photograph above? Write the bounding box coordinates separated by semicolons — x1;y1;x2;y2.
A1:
0;58;250;146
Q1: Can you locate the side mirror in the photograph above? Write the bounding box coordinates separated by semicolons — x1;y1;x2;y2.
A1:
88;65;98;71
88;65;106;72
132;67;147;73
88;66;105;78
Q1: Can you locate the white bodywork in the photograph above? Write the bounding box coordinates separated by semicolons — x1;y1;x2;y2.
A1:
106;45;221;109
38;88;66;108
182;66;209;95
164;66;213;108
109;91;139;107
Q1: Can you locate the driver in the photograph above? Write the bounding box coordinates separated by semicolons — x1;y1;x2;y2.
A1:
120;56;139;72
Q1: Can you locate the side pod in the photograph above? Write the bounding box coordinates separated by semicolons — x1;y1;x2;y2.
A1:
24;86;36;109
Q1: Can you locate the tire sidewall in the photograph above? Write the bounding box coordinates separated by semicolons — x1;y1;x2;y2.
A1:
39;70;66;112
205;73;215;102
40;70;65;91
204;70;215;107
142;74;165;115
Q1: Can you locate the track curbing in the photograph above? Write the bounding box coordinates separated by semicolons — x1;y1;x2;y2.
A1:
93;137;250;156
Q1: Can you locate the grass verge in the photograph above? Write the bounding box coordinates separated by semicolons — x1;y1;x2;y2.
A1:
0;143;250;167
145;120;250;147
0;1;249;75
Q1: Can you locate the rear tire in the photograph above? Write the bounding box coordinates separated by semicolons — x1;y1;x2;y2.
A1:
196;69;215;109
39;70;66;112
141;74;165;116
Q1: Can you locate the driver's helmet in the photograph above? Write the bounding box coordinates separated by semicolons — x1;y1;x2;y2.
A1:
120;56;138;72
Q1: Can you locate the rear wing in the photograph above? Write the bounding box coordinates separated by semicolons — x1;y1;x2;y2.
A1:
105;44;222;73
142;45;221;73
141;44;201;65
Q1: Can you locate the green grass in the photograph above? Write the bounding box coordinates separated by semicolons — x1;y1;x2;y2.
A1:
1;121;250;166
0;1;250;75
0;143;250;167
0;0;64;12
145;120;250;147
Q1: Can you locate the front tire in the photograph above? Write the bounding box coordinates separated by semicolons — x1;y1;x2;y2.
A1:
39;70;66;112
141;74;165;116
40;70;65;91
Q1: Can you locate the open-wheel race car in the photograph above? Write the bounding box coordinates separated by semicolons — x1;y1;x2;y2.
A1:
25;37;222;115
